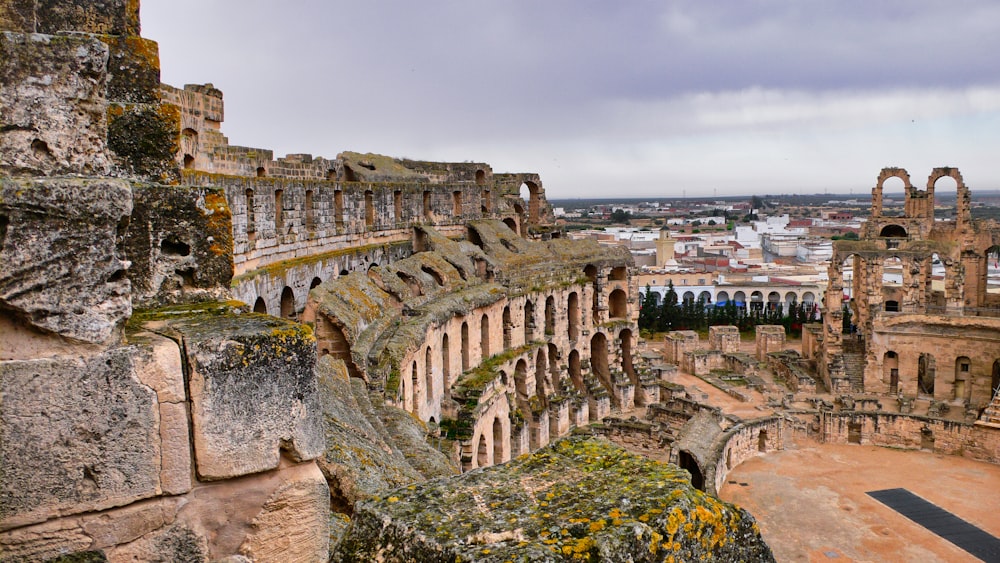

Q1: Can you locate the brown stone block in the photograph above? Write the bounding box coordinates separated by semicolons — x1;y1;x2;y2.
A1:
0;348;160;530
238;462;330;562
99;34;161;104
34;0;140;35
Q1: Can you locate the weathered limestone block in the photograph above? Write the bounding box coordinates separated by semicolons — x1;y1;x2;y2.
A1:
334;436;773;562
0;32;111;176
144;308;323;480
0;348;160;530
126;184;234;308
107;103;180;182
103;523;208;563
0;0;140;35
99;35;161;104
238;462;330;563
0;177;132;350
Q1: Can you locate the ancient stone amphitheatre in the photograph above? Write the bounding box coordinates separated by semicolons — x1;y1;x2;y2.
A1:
1;2;998;562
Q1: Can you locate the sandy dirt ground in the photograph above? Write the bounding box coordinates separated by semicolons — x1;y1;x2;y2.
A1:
719;438;1000;563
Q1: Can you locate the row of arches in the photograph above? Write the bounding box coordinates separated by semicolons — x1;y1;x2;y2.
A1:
881;351;1000;403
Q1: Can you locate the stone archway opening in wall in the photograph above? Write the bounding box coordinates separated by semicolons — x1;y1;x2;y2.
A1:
411;361;419;414
609;289;627;319
535;348;549;406
884;351;899;394
678;450;704;491
682;291;695;304
477;433;489;468
879;224;908;238
280;286;295;319
503;306;512;350
620;329;640;406
750;291;764;311
767;291;781;313
461;321;470;371
879;174;906;217
717;291;730;305
734;291;747;310
493;417;504;464
253;297;267;314
519;181;541;224
425;347;434;406
183;154;194;169
568;292;580;341
503;217;517;233
758;429;768;452
515;360;529;409
480;313;490;359
441;334;451;398
523;300;534;342
931;171;961;222
590;332;614;405
310;277;322;290
568;349;583;392
918;353;936;396
544;296;555;335
475;169;486;185
584;264;599;323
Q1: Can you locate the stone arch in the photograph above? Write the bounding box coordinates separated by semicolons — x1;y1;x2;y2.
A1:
523;300;534;342
784;291;797;308
750;291;763;311
873;167;911;218
544;295;555;335
280;286;295;319
590;332;614;404
480;313;490;359
421;265;445;286
183;154;194;169
620;328;639;405
609;289;627;319
256;166;266;177
519;181;541;224
477;433;489;468
253;297;267;314
918;353;936;396
547;343;560;392
364;190;374;228
502;217;517;232
716;291;731;304
461;321;470;371
441;333;451;399
535;348;549;405
475;169;486;185
411;360;419;414
734;291;747;307
584;264;599;323
682;291;695;304
425;346;434;405
678;450;704;491
879;224;907;238
567;292;580;341
492;417;504;464
514;359;529;408
274;189;284;232
758;429;768;452
698;290;711;304
568;349;584;392
503;305;512;350
767;291;780;312
310;277;322;289
884;351;899;393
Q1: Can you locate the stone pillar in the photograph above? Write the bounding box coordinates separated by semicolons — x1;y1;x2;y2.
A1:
708;325;740;354
755;325;786;360
664;330;699;364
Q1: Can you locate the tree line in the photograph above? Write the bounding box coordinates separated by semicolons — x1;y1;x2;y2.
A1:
638;282;819;336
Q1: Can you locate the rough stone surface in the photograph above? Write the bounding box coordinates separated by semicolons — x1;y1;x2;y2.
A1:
334;436;773;562
237;462;330;563
0;32;111;176
0;177;132;349
137;305;324;480
126;184;234;308
0;348;159;530
103;523;207;563
0;0;141;36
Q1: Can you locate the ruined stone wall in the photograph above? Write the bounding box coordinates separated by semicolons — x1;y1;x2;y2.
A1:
710;417;784;495
820;411;1000;464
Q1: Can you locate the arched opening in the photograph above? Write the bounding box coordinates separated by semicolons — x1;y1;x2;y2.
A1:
441;334;451;398
584;264;599;323
461;321;470;371
750;291;764;311
280;286;295;319
879;224;907;238
397;271;423;297
274;189;284;232
310;277;322;289
256;166;266;177
502;217;517;232
544;296;555;335
620;329;639;405
183;154;194;169
492;417;503;464
334;190;344;232
393;190;403;223
568;349;584;392
567;292;580;341
535;349;549;407
423;190;432;220
411;361;419;413
523;300;534;342
698;290;711;305
758;429;768;452
452;191;462;217
879;175;906;217
918;353;936;396
519;181;541;224
253;297;267;314
682;291;695;304
931;172;960;221
305;189;314;231
480;313;490;359
245;189;256;238
884;351;899;394
475;170;486;185
481;189;491;213
767;291;781;313
502;306;512;350
609;266;627;281
343;165;357;182
716;291;731;304
326;168;337;181
784;291;797;310
590;332;613;403
425;347;434;405
421;265;444;286
609;289;627;319
514;360;529;408
678;451;704;491
364;190;374;228
734;291;747;309
477;433;489;468
547;343;560;393
954;356;971;402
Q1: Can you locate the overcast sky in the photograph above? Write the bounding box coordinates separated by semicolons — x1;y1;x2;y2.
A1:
142;1;1000;198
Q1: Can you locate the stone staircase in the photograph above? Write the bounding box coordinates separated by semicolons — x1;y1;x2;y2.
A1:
979;388;1000;426
841;339;866;392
